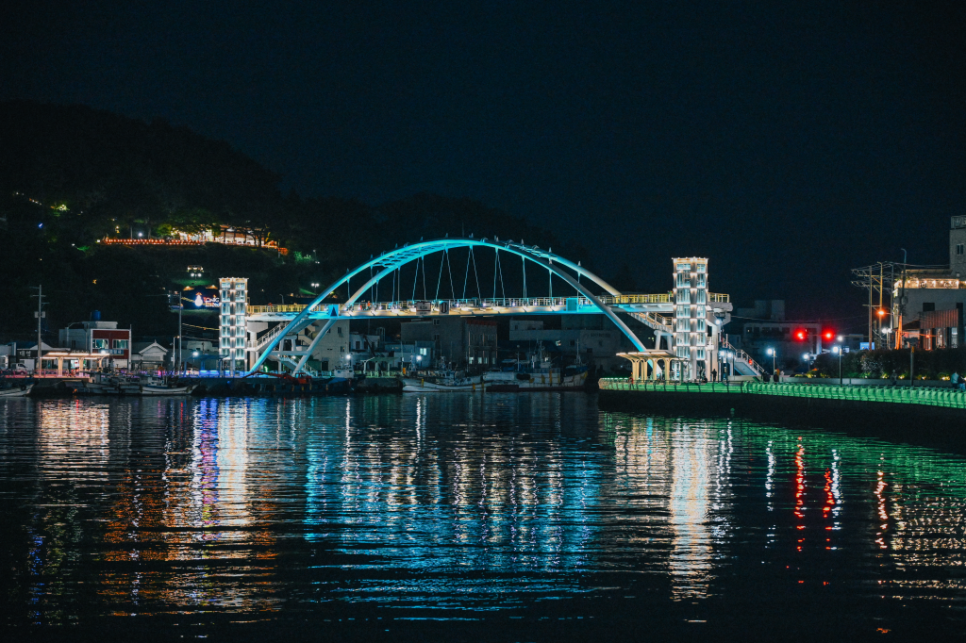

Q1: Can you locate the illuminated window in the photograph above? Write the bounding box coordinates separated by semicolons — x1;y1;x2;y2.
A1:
113;339;128;349
92;338;108;349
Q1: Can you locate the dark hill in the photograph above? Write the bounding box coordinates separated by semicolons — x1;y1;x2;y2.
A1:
0;102;589;341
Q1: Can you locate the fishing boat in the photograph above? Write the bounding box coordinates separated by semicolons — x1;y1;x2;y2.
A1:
0;382;33;397
483;357;588;392
401;371;483;392
116;375;142;395
139;376;195;396
71;372;118;395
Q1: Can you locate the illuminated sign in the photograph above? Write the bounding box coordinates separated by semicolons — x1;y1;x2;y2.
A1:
188;290;221;309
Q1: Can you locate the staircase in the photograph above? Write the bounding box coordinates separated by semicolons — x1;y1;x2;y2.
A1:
251;318;313;352
628;311;674;335
721;338;765;377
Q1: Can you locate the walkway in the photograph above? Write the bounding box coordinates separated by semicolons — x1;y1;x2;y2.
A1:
599;379;966;410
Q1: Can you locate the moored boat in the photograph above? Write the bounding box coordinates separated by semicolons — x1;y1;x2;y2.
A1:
0;382;34;397
483;358;588;392
402;372;483;392
139;376;195;395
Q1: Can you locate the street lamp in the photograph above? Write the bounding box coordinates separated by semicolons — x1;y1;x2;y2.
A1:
832;345;842;385
766;347;776;376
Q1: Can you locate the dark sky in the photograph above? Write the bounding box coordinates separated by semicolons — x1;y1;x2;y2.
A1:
3;1;965;327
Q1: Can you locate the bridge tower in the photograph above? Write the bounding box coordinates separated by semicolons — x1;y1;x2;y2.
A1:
219;277;249;372
672;258;711;380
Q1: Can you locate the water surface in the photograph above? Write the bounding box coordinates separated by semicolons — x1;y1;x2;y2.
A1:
1;394;964;639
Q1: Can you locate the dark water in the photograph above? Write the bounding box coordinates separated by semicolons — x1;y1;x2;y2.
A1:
1;394;964;640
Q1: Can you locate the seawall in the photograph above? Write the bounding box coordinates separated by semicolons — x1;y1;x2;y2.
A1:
598;382;966;449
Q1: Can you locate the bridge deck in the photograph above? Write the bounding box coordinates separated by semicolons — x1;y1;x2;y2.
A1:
247;293;731;322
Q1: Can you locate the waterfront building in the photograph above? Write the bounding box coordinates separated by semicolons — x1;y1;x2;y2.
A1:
508;317;624;369
130;341;169;372
400;318;498;369
384;341;435;370
890;216;966;350
58;317;131;368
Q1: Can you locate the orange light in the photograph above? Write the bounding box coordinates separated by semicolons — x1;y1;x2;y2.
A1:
877;309;886;316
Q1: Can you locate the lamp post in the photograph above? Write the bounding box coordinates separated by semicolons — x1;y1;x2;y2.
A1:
832;346;842;385
766;347;776;377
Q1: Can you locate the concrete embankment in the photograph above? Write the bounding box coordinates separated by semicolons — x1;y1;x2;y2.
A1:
597;380;966;448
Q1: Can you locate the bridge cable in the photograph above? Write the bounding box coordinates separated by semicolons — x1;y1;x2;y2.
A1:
422;253;428;300
462;248;471;299
522;255;527;298
469;247;482;299
493;248;498;300
548;248;553;299
434;250;445;301
446;249;456;300
411;256;419;301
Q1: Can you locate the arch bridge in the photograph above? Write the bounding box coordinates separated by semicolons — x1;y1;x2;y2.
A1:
222;238;755;379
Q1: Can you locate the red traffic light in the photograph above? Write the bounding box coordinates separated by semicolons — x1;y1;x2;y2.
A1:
793;328;808;341
822;329;835;341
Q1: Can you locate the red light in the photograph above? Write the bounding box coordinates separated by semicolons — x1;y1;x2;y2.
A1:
795;329;807;341
822;330;835;341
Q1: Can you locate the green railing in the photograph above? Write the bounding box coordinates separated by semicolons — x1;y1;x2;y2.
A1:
598;378;966;409
599;380;745;394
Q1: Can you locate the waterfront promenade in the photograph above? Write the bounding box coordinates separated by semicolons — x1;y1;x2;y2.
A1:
598;378;966;445
599;379;966;409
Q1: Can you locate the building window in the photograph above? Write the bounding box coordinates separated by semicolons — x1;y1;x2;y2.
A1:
93;339;109;349
923;303;935;312
419;348;428;356
113;339;129;350
958;244;964;255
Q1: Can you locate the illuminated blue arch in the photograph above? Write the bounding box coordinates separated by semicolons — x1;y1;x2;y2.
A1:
248;238;647;374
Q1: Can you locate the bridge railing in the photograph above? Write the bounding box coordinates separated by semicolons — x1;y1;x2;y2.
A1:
248;292;731;316
599;378;966;409
599;379;745;393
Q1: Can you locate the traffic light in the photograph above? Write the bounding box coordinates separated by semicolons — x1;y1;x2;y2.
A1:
822;329;835;342
793;328;808;342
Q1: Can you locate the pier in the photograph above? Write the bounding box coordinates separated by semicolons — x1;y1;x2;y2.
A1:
598;378;966;445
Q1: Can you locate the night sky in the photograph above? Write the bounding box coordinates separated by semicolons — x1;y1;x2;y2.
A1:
3;1;964;327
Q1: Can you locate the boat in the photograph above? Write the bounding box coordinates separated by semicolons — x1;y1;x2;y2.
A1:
0;382;33;397
402;371;483;392
483;357;588;392
116;375;142;395
70;372;118;395
139;376;195;396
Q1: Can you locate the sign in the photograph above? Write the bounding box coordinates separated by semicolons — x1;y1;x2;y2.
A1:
416;301;432;315
188;291;221;309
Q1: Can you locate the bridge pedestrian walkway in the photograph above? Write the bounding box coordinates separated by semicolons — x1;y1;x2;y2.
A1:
598;379;966;410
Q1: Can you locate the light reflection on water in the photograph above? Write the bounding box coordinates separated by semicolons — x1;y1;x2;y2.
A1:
0;394;965;633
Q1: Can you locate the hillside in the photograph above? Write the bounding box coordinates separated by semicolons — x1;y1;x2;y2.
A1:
0;101;589;340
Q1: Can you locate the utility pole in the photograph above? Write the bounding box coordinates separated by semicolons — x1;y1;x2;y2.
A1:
898;249;907;350
31;285;45;374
